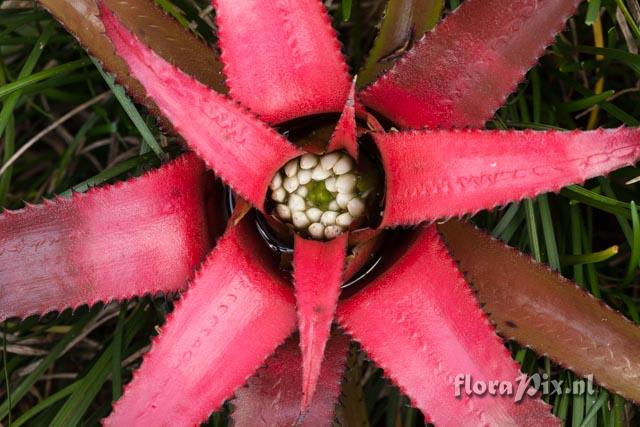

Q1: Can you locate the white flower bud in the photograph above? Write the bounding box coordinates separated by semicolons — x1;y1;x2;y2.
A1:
271;187;286;202
320;152;340;170
333;155;353;175
308;222;324;239
325;176;337;193
336;192;353;209
270;172;282;190
288;193;306;211
276;204;291;220
320;210;338;226
297;169;312;185
324;225;342;239
336;173;357;194
311;164;331;181
283;176;299;193
300;153;318;169
292;211;310;228
272;152;368;239
347;197;365;218
284;159;298;177
306;207;322;222
336;212;353;228
296;186;308;197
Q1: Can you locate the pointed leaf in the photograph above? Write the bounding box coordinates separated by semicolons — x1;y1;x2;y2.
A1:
39;0;225;128
358;0;443;87
100;0;225;90
213;0;351;124
232;333;349;426
360;0;581;129
100;3;303;211
0;154;209;322
337;345;370;426
293;233;348;411
374;128;640;227
327;81;358;158
337;226;559;426
439;219;640;404
104;219;297;426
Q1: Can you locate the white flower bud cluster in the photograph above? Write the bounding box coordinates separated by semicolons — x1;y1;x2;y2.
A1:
270;152;366;239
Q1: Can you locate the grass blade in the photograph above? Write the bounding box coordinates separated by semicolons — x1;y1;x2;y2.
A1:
11;382;81;427
0;309;98;421
524;199;542;261
538;194;560;270
560;246;619;265
0;58;90;99
111;305;127;401
50;305;148;427
623;200;640;286
90;57;165;159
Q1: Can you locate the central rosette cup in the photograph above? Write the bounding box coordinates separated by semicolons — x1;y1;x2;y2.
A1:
270;151;371;240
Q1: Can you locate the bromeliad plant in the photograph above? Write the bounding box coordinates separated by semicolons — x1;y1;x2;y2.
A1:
3;0;640;425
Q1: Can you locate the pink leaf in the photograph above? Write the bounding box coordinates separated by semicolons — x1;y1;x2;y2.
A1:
337;226;559;426
0;154;209;321
104;219;296;426
40;0;226;132
100;2;302;211
213;0;351;124
293;233;348;412
360;0;580;129
232;333;349;426
374;128;640;227
327;80;358;158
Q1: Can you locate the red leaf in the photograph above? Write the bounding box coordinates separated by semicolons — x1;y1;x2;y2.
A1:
213;0;351;124
0;154;209;322
337;226;559;426
232;333;349;426
374;128;640;227
327;80;358;158
440;219;640;404
100;3;302;211
360;0;580;129
39;0;226;133
293;234;348;412
104;219;296;426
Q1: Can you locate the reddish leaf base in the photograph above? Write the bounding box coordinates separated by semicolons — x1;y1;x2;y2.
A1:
327;80;358;158
100;3;302;210
440;219;640;404
343;231;383;281
104;220;296;426
293;234;348;412
375;128;640;226
361;0;581;129
213;0;351;124
232;333;349;426
0;154;209;322
337;226;559;426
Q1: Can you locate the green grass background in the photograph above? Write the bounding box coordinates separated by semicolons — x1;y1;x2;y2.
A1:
0;0;640;425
